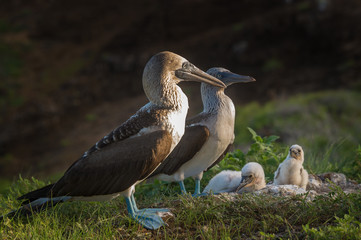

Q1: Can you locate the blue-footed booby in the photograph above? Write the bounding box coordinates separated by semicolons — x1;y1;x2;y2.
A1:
236;162;266;193
1;51;225;229
148;67;255;195
274;144;309;189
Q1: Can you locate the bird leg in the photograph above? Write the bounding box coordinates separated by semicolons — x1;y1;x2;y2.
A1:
192;179;202;196
178;181;187;194
124;196;166;230
130;194;170;213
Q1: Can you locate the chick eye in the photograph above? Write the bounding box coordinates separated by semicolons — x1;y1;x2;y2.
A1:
216;73;222;79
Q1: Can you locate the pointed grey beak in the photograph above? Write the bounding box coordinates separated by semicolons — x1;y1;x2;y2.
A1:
175;63;226;88
221;72;256;86
236;175;253;192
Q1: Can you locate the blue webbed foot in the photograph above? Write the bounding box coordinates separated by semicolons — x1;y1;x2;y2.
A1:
132;210;166;230
126;195;169;230
138;208;170;213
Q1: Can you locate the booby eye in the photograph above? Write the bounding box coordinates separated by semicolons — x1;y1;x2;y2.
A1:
216;73;222;79
182;62;191;69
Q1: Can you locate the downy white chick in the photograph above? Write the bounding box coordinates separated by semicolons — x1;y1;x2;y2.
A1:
274;144;308;189
202;170;242;194
236;162;266;193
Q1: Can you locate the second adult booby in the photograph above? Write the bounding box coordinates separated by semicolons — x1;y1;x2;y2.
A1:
1;51;225;229
148;67;255;195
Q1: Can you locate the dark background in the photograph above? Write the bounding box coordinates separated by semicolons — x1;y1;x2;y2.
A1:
1;0;361;179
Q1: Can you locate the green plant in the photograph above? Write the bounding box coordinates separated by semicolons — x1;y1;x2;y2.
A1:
352;145;361;180
303;214;361;239
215;127;285;181
244;127;285;179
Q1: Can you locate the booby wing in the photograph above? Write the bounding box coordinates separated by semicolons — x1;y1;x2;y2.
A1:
18;106;173;202
52;130;172;197
148;125;209;177
274;166;281;179
185;112;212;126
82;105;168;158
204;143;233;172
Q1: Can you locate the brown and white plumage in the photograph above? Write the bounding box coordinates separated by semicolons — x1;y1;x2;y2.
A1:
148;68;255;195
2;51;225;229
274;144;309;189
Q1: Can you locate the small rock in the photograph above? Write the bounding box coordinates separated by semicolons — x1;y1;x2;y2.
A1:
256;185;306;196
318;172;347;186
254;185;319;201
308;174;323;190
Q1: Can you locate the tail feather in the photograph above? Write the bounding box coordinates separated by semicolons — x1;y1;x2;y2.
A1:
17;184;55;205
1;196;71;221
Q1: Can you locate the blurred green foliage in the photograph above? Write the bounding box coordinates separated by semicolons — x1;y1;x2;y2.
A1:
234;90;361;180
0;20;25;120
0;41;22;78
85;113;97;122
262;58;284;72
297;1;311;11
232;22;244;32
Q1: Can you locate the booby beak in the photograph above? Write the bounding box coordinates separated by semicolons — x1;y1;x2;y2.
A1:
236;175;254;192
290;148;301;158
221;72;256;86
175;62;226;88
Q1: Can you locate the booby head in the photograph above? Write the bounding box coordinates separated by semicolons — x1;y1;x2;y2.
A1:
206;67;255;88
236;162;266;193
142;51;225;106
288;144;304;162
200;67;255;112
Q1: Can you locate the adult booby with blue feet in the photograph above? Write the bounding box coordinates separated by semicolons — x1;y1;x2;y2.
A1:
148;67;255;195
1;51;225;229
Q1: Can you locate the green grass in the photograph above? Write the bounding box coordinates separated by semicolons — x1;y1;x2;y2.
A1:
1;89;361;238
1;177;360;239
1;131;361;239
